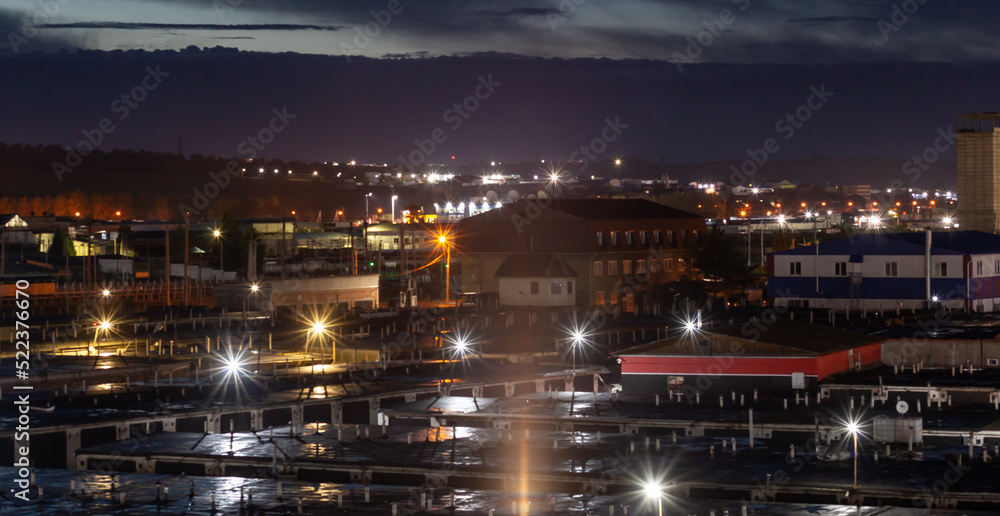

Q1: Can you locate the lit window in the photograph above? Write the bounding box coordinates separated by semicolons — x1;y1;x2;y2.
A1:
608;260;618;275
595;291;605;305
593;261;603;276
623;260;632;274
609;290;618;304
636;259;646;274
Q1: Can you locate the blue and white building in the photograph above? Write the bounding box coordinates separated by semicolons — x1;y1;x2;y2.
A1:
768;231;1000;312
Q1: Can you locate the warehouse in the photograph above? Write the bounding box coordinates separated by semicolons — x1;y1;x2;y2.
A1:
613;320;885;395
768;230;1000;312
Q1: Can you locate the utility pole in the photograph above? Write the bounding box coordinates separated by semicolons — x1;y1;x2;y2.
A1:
165;228;171;306
184;215;189;306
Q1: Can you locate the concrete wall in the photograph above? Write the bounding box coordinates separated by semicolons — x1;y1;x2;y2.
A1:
498;276;576;307
881;338;1000;369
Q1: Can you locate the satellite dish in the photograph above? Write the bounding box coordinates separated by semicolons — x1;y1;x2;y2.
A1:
896;400;909;415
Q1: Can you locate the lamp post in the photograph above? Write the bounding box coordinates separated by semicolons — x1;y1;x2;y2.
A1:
391;195;398;223
94;320;111;356
213;228;223;278
644;481;663;516
438;234;451;304
310;321;330;366
847;421;860;489
570;330;584;374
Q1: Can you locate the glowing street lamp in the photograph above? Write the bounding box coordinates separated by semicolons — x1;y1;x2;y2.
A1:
437;233;452;303
391;195;398;223
307;318;333;365
569;329;586;373
212;227;224;274
93;318;113;355
644;481;663;516
847;420;860;489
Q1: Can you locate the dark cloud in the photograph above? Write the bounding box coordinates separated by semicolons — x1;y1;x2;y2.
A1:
472;7;553;17
39;21;340;31
787;16;880;25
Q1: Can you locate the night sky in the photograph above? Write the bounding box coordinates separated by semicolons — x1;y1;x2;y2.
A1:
1;0;998;180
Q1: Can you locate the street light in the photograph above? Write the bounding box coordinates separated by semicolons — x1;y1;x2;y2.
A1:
569;329;585;374
847;420;860;489
391;195;398;223
643;481;663;516
308;318;332;366
93;318;113;356
365;192;373;223
212;228;224;276
437;233;452;304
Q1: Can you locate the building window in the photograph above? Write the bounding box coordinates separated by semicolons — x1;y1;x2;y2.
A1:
567;281;574;295
596;232;603;246
885;262;898;277
650;259;659;273
935;262;947;277
611;232;619;246
640;231;648;245
608;260;618;275
996;260;999;275
623;260;632;274
664;258;674;272
694;230;702;242
654;231;662;245
834;262;847;276
977;261;984;276
593;261;603;276
668;231;676;245
678;259;686;272
681;230;688;246
610;290;618;304
636;259;647;274
595;291;605;305
790;261;802;275
530;281;539;294
626;231;634;245
550;281;561;294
